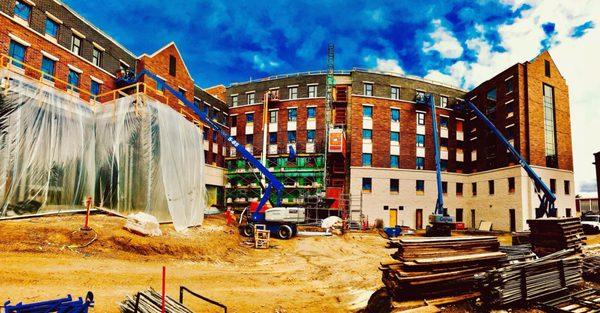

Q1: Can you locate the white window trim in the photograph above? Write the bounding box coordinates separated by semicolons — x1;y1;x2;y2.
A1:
440;114;450;118
90;75;104;84
245;90;255;94
269;87;280;90
230;113;239;117
67;64;83;74
287;106;298;110
363;81;375;84
268;108;279;111
505;99;515;104
230;93;239;97
71;28;86;39
178;86;188;92
245;111;255;115
307;83;319;86
44;11;62;24
8;33;31;47
415;110;426;114
456;117;465;121
505;123;515;128
470;95;477;101
119;59;131;68
41;50;59;61
287;84;299;88
362;103;374;107
505;75;514;81
306;105;317;108
92;42;106;52
390;106;400;110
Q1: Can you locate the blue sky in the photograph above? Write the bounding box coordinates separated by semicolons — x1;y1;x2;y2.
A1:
63;0;600;194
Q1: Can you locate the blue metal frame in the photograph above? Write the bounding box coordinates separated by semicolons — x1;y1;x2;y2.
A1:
118;70;284;218
453;100;557;218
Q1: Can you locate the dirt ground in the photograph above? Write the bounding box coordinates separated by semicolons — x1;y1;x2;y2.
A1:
0;214;598;312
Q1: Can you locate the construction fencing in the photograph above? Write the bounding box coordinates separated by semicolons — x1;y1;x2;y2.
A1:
0;69;205;231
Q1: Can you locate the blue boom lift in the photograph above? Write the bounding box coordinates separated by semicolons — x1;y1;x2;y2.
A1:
117;70;301;239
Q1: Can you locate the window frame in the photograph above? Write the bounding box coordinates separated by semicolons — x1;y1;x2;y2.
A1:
288;87;298;99
247;92;255;104
67;69;81;92
391;108;400;122
307;130;316;143
71;35;82;56
416;180;425;194
362;178;372;193
45;18;60;39
246;113;254;124
390;179;399;193
390;155;399;168
90;80;101;96
287;131;296;143
14;0;31;22
92;47;102;67
8;40;26;69
41;56;56;82
416;157;425;170
416;134;425;147
417;112;425;125
269;110;277;124
363;105;373;118
390;131;399;142
364;83;373;96
362;129;372;141
308;85;317;98
391;86;399;100
307;107;316;119
362;153;372;166
288;108;297;121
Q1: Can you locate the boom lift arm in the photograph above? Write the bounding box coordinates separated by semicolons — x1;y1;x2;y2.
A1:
118;70;285;217
452;100;557;218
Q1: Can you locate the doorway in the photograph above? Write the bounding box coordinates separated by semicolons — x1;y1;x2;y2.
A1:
471;209;476;229
456;208;463;222
509;209;516;232
389;208;398;227
416;209;423;229
566;208;571;217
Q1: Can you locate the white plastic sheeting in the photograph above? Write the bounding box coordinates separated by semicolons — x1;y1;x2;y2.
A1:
0;69;205;231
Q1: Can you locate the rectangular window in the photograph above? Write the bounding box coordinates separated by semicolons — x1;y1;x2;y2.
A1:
269;132;277;144
472;182;478;196
416;180;425;194
14;0;31;22
416;91;425;101
362;129;372;140
179;88;186;99
231;95;238;107
391;87;399;100
245;134;253;145
362;178;372;193
390;179;399;193
390;132;399;142
417;112;425;125
203;127;209;140
440;116;449;128
442;181;448;194
564;180;570;195
506;102;514;115
67;70;80;92
416;157;425;170
92;47;102;67
8;40;26;69
212;131;217;142
169;55;176;76
362;153;372;166
506;79;514;93
363;105;373;118
440;159;447;171
41;56;55;82
90;80;100;96
391;108;400;122
308;85;317;98
545;60;551;77
456;183;463;196
550;178;556;193
416;134;425;147
45;18;59;38
289;87;298;99
288;108;297;121
287;131;296;143
231;115;237;126
489;180;495;195
247;92;255;104
269;110;277;123
307;107;316;118
246;113;254;123
487;88;497;101
543;84;557;167
440;96;448;108
156;79;165;93
508;177;515;193
364;83;373;96
71;35;82;56
307;130;315;143
390;155;399;168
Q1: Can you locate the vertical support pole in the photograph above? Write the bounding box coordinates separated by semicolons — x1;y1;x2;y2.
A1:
162;266;166;313
82;196;92;231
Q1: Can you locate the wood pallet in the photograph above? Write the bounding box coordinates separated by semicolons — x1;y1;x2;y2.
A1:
538;288;600;312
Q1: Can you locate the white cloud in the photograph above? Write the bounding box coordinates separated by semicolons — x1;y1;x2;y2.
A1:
423;19;464;59
372;58;405;74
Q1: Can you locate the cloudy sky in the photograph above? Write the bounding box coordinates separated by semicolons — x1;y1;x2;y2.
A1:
63;0;600;194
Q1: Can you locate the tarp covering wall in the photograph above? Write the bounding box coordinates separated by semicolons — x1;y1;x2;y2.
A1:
0;69;205;231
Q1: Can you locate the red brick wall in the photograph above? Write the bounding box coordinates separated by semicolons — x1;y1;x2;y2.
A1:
205;85;227;102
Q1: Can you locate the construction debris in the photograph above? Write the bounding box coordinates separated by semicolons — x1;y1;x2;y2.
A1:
380;236;505;299
537;288;600;312
124;213;163;237
119;288;192;313
582;254;600;281
254;224;270;249
475;249;583;307
527;218;585;256
499;244;536;264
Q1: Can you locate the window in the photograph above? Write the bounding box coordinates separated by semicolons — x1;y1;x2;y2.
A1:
90;80;100;96
363;106;373;118
231;95;238;107
544;60;551;77
416;180;425;194
440;116;449;128
550;179;556;193
456;208;464;222
416;134;425;147
288;108;297;121
506;79;514;93
390;155;399;168
440;160;447;171
472;182;478;196
364;83;373;96
487;88;497;101
362;153;372;166
67;70;80;92
391;108;400;122
246;92;255;104
307;130;315;143
231;115;237;127
202;128;209;140
288;87;298;99
8;40;26;69
543;84;557;167
179;88;186;99
564;180;570;195
308;85;317;98
245;134;253;145
246;113;254;123
488;180;495;195
442;181;448;194
416;157;425;170
212;131;217;142
456;183;463;196
508;177;516;194
390;179;399;193
41;57;55;82
269;110;277;123
390;132;399;142
307;107;316;119
391;87;399;100
156;79;165;93
417;112;425;125
120;61;129;72
45;18;59;39
169;55;176;76
92;47;102;67
416;91;425;101
14;0;31;22
269;132;277;144
440;96;448;108
362;178;372;193
506;102;514;115
362;129;372;140
287;131;296;143
71;35;82;56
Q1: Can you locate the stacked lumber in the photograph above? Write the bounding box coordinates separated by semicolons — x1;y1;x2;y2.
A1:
499;244;536;264
527;218;585;257
380;236;506;299
120;288;192;313
476;249;583;306
582;255;600;281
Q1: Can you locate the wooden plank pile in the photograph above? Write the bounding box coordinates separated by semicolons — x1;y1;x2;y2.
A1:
475;249;583;307
380;236;506;299
119;288;192;313
527;218;585;257
582;255;600;282
538;288;600;312
499;244;536;264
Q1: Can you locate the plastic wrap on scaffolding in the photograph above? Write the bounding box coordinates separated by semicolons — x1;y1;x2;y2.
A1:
0;69;205;231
